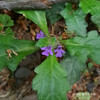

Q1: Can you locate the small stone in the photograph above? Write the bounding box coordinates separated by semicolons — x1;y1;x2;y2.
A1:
15;67;31;79
86;82;95;93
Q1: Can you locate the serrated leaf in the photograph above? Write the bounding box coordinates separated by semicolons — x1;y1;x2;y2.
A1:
0;35;38;71
16;10;49;37
0;14;14;27
60;54;86;88
91;13;100;30
62;31;100;64
79;0;100;15
46;3;65;24
32;55;70;100
60;3;87;37
5;27;14;37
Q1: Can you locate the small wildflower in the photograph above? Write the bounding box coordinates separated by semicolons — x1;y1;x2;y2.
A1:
36;31;46;39
41;45;53;56
54;46;65;57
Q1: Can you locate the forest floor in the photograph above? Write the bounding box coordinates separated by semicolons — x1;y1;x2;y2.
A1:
0;9;100;100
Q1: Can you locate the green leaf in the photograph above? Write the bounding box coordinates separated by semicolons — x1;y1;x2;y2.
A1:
0;14;14;27
46;3;65;24
88;63;93;69
62;31;100;64
60;3;87;37
0;26;2;31
60;54;86;88
5;27;14;37
16;10;49;37
79;0;100;15
0;35;38;71
91;13;100;30
36;37;56;48
36;37;48;48
32;55;69;100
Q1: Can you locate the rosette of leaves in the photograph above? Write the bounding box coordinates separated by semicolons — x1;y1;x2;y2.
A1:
0;1;95;100
15;3;100;100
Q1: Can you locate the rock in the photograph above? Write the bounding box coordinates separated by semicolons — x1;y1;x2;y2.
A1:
15;67;31;79
22;94;38;100
86;82;95;93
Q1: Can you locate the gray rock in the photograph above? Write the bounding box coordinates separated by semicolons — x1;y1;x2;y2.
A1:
86;82;95;93
15;67;31;79
22;94;38;100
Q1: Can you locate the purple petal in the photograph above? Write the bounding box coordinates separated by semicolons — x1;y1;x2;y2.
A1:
49;50;53;55
46;46;52;51
54;49;58;53
56;52;62;57
58;46;62;49
36;31;46;39
43;34;46;37
41;47;47;50
41;45;53;56
40;31;44;35
47;45;52;48
37;33;40;35
42;51;49;56
60;49;65;54
40;31;46;38
36;33;41;39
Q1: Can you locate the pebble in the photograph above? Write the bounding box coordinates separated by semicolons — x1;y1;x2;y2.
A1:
86;82;95;93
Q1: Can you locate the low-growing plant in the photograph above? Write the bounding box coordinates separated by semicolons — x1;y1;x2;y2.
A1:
0;0;100;100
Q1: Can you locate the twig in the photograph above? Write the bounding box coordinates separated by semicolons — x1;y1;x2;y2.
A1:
16;88;26;100
56;23;67;29
51;24;55;35
88;59;100;68
0;91;10;98
0;0;79;10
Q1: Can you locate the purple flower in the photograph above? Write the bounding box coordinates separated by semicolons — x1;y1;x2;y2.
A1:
41;45;53;56
36;31;46;39
54;46;65;57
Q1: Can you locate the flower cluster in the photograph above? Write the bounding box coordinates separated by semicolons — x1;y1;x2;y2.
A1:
36;31;65;57
41;45;53;56
54;46;65;57
36;31;46;39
